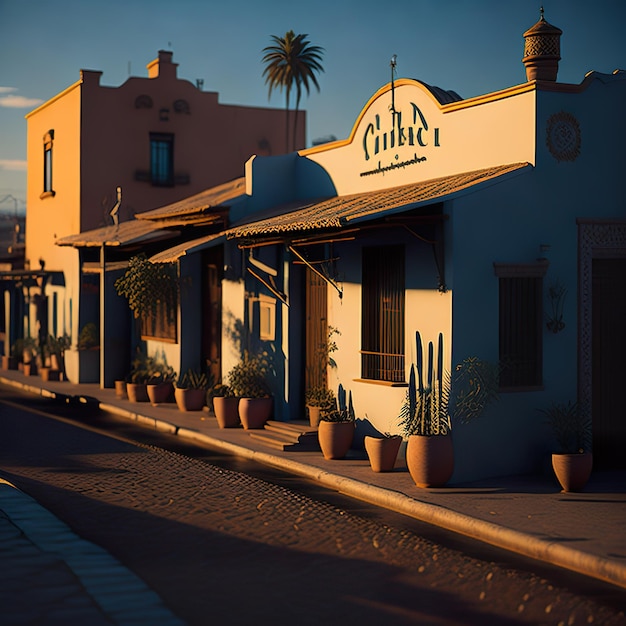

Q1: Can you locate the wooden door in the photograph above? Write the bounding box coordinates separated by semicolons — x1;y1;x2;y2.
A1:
592;258;626;468
202;247;223;385
305;267;328;391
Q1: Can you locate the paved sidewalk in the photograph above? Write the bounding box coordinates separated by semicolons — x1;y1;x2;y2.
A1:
1;370;625;608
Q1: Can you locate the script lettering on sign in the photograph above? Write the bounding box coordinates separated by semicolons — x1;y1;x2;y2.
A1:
360;103;440;177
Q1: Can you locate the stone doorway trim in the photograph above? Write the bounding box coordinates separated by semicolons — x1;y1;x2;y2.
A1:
577;219;626;413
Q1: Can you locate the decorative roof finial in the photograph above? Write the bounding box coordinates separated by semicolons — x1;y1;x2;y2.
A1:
522;8;562;81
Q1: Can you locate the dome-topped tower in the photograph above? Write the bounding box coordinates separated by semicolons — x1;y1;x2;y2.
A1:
522;7;562;82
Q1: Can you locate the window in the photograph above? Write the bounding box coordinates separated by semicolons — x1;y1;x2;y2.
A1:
150;133;174;186
361;245;405;382
42;130;55;196
494;261;548;389
140;300;177;342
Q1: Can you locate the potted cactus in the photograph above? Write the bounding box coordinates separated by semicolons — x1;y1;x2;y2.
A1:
317;384;356;460
399;331;498;487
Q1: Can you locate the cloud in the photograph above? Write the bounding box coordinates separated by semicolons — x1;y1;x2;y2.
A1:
0;87;17;94
0;94;44;108
0;160;27;171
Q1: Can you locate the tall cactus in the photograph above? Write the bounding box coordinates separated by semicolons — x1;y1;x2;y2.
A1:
321;382;355;422
399;331;451;436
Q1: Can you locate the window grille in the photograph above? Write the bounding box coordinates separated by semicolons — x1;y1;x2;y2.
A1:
361;245;405;382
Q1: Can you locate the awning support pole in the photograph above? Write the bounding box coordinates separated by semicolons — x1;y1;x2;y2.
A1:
247;267;289;307
287;245;343;299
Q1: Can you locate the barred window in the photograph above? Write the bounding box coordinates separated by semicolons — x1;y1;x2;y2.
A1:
494;262;548;389
361;245;405;382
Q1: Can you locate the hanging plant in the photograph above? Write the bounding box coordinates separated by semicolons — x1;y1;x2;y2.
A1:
114;253;178;322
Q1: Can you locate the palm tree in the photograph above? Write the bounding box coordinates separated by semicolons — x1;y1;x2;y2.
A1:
262;31;324;152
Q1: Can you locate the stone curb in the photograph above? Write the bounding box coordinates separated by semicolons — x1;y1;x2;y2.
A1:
0;478;184;625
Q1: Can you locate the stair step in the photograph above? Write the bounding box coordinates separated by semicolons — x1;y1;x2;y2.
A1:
249;430;320;451
264;420;317;437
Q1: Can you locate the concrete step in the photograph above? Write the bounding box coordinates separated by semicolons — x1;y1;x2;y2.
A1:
248;420;320;451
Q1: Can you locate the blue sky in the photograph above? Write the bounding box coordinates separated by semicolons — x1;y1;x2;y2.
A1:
1;0;624;213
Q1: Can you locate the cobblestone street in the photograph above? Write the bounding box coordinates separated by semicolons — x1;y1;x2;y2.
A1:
1;396;624;625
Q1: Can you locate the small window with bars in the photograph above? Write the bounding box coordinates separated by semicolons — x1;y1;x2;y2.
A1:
361;245;405;382
494;262;548;389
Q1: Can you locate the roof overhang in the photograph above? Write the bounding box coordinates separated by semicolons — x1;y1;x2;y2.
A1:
225;162;531;242
149;233;224;263
135;177;246;224
55;220;178;248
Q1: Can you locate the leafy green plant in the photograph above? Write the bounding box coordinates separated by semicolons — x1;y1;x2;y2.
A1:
206;383;234;412
227;351;271;398
539;400;591;454
114;253;178;321
177;369;212;390
76;323;99;350
126;349;176;385
305;386;335;410
320;383;355;423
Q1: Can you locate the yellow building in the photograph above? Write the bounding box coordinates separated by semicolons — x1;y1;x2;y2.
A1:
21;50;301;383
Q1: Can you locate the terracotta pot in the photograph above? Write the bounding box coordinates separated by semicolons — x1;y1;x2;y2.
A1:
175;387;206;412
238;397;273;429
23;362;37;376
364;435;402;472
406;433;454;488
50;354;62;371
552;452;593;492
213;396;240;428
2;356;18;370
114;380;127;399
307;405;322;428
318;420;355;460
147;382;174;405
126;382;149;403
40;367;60;382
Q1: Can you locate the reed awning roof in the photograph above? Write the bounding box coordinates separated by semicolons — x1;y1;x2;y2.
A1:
225;163;530;240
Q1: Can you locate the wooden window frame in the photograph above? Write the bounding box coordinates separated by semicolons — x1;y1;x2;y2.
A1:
41;130;55;198
140;296;178;343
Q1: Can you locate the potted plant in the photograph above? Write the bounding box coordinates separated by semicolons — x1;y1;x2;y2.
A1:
399;331;498;487
227;351;273;430
175;369;212;412
318;384;356;459
2;341;19;370
146;354;176;405
49;334;70;373
208;383;240;428
305;386;335;428
21;337;38;376
539;400;592;492
364;431;403;473
76;322;100;383
126;350;152;402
